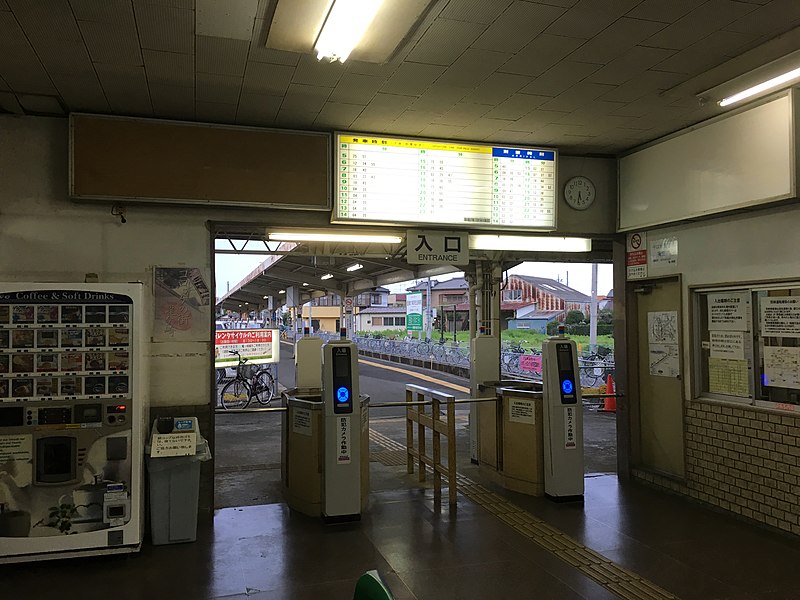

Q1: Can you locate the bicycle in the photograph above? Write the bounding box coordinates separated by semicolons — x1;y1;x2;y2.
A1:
219;351;276;410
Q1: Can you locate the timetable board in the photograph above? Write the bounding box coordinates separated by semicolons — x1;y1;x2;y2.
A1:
333;133;557;230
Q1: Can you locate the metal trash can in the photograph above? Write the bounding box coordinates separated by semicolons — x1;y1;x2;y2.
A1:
146;417;212;545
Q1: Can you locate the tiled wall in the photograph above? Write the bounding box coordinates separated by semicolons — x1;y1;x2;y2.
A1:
633;399;800;535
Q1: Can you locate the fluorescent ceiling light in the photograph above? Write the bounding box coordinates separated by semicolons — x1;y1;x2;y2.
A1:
719;66;800;107
320;273;333;280
315;0;384;63
268;232;402;244
469;236;591;252
346;263;364;272
279;289;286;294
263;295;268;299
302;282;309;286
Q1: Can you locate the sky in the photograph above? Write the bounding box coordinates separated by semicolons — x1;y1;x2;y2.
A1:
215;254;614;300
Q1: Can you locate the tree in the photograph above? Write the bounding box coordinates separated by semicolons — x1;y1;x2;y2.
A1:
565;310;585;325
598;308;614;325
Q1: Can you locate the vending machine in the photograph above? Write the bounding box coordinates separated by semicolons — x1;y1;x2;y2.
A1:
0;283;146;562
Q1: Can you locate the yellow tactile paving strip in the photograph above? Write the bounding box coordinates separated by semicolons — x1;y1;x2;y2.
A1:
370;428;678;600
358;358;470;393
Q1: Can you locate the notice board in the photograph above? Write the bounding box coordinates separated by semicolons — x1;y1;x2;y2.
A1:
70;114;330;210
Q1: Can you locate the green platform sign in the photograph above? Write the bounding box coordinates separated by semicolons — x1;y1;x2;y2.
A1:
406;292;423;331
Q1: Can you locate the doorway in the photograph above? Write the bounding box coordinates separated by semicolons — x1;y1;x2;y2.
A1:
631;276;685;478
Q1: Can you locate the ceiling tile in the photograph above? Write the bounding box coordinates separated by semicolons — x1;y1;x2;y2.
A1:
292;54;345;87
545;0;643;39
724;0;800;36
455;117;515;140
586;46;674;85
643;0;757;50
329;73;385;105
197;72;243;104
94;62;152;114
314;102;364;129
69;0;136;26
135;3;194;54
508;108;570;132
197;35;249;76
237;91;283;125
243;61;294;95
143;49;194;87
148;82;194;118
79;20;143;65
0;13;55;94
485;129;539;143
626;0;701;23
196;100;238;123
472;1;567;53
283;83;332;113
410;83;471;113
567;17;667;64
0;75;9;91
436;49;510;87
434;102;492;126
18;4;94;77
464;72;531;105
0;91;23;113
519;60;602;96
498;34;585;76
358;92;415;121
50;72;109;112
600;70;685;103
484;93;549;120
344;60;398;79
538;81;616;112
0;0;8;9
196;0;258;40
418;123;465;138
135;0;194;8
655;29;757;75
406;18;486;66
249;19;301;65
17;94;64;115
439;0;513;24
275;107;320;128
381;62;445;96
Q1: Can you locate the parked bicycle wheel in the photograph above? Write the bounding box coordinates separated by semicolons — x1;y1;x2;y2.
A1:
220;379;250;410
251;369;275;406
215;368;225;385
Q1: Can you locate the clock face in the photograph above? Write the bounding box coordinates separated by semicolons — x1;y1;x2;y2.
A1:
564;176;595;211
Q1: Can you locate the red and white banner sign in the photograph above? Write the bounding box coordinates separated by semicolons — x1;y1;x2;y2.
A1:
214;329;279;366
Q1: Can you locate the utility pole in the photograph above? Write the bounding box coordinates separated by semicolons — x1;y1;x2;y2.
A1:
425;276;433;342
589;263;598;354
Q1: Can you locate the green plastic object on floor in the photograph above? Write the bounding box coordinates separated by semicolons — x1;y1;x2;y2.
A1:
353;570;395;600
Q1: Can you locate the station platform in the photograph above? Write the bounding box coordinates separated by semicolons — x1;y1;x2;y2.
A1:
4;461;799;600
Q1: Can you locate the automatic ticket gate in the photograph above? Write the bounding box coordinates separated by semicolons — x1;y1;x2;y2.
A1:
541;335;584;500
282;333;368;520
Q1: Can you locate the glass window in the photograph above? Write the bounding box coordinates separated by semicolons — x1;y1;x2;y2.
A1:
372;317;383;326
502;289;522;301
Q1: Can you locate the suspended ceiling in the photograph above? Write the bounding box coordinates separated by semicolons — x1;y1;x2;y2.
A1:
2;0;800;154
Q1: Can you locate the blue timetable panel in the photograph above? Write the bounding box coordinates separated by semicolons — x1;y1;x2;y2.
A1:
334;133;557;230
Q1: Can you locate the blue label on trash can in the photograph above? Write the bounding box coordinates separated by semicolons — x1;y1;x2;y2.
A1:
175;419;194;431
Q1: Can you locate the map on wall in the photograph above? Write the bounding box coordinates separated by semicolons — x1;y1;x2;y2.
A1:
648;311;680;377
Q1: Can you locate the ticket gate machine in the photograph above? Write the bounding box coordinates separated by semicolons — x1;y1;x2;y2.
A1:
541;335;584;500
321;337;361;520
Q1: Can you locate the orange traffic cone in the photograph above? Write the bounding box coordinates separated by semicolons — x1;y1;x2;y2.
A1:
600;374;616;413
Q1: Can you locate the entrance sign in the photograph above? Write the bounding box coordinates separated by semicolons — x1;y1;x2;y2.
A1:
406;292;423;331
214;329;279;367
406;229;469;265
334;133;557;230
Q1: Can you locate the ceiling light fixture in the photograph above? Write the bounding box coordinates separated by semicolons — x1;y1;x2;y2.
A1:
346;263;364;272
719;65;800;107
315;0;384;63
279;289;286;294
302;282;309;286
469;236;591;252
320;273;333;280
268;232;402;244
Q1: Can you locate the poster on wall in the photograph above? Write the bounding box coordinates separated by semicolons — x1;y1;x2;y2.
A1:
707;291;749;331
760;296;800;338
214;329;279;367
153;267;211;342
648;311;680;377
406;292;423;331
763;346;800;389
710;331;745;359
649;236;678;268
708;357;750;397
626;232;647;280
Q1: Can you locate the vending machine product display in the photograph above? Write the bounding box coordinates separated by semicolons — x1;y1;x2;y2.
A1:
0;284;146;563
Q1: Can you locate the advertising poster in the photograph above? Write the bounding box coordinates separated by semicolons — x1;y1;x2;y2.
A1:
406;292;423;331
153;267;211;342
214;329;279;367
